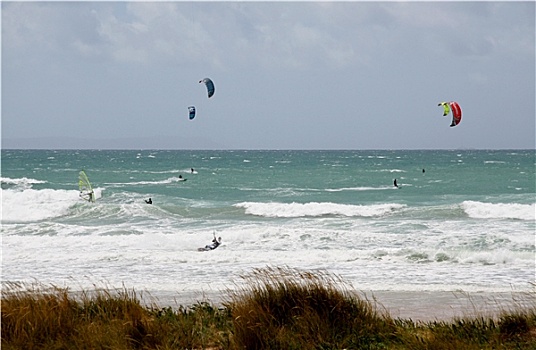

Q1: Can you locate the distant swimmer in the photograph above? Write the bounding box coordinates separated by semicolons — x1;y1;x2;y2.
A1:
199;233;221;251
145;198;152;204
394;179;399;188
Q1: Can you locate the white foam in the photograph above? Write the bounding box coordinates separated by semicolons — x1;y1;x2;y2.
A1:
105;176;187;186
461;201;535;221
1;177;47;189
1;188;80;222
234;201;405;218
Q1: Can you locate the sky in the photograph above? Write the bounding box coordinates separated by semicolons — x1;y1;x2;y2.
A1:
2;1;535;150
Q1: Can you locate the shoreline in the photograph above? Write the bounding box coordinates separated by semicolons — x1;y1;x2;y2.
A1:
136;289;535;322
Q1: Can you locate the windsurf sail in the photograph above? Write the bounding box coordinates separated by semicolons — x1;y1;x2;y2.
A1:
188;106;196;120
78;170;95;202
199;78;215;98
437;101;462;127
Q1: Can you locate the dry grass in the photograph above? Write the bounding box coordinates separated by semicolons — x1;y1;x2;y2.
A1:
225;266;395;349
1;282;232;349
2;269;535;349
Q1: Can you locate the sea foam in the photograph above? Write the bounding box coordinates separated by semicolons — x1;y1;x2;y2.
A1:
461;201;535;221
1;177;47;190
2;188;101;222
234;201;405;218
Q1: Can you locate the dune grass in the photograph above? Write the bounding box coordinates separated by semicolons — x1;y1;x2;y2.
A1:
2;268;535;349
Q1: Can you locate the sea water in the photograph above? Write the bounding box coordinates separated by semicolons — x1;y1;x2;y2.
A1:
2;150;535;315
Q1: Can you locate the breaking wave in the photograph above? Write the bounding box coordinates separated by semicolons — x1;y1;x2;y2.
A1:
234;201;405;218
461;201;535;221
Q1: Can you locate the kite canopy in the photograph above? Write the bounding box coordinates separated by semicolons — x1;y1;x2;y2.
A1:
438;101;462;127
438;102;450;116
199;78;215;98
188;106;196;120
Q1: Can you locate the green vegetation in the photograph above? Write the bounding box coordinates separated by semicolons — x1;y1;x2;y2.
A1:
2;268;535;349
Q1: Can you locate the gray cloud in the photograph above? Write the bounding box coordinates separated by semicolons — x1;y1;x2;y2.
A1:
2;2;534;150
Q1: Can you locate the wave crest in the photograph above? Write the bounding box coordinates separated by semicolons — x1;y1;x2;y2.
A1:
462;201;535;221
234;201;405;218
1;177;47;190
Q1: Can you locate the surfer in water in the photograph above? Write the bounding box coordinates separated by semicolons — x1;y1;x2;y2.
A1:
145;198;152;204
394;179;399;188
204;233;222;250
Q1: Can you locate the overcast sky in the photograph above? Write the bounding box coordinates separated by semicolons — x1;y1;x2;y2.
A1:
2;1;535;150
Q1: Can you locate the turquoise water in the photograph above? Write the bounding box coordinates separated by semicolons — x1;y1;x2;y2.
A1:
2;149;535;297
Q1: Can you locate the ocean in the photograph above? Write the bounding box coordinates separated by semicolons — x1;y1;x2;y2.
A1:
2;149;535;319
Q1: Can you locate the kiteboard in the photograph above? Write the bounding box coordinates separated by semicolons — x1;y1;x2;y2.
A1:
198;245;221;252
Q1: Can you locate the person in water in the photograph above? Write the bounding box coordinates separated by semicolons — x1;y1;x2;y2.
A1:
205;235;222;250
145;198;152;204
394;179;399;188
80;190;94;202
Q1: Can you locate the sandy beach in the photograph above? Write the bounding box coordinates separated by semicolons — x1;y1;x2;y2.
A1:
137;288;535;322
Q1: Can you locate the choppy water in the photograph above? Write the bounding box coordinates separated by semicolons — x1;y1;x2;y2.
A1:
2;149;535;301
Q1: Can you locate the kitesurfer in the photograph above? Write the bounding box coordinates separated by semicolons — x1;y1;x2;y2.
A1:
145;198;152;204
394;179;399;188
205;234;222;250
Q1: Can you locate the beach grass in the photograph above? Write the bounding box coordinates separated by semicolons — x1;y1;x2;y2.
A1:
2;268;535;349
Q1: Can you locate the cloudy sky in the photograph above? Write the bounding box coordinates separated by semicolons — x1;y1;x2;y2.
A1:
2;1;534;150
